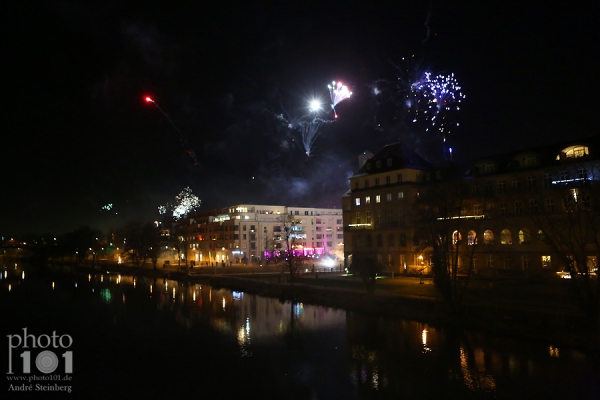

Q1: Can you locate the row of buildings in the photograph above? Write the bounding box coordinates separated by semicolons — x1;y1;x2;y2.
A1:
171;135;600;277
175;205;343;266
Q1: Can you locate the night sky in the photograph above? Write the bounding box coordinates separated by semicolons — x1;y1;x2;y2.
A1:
3;1;599;236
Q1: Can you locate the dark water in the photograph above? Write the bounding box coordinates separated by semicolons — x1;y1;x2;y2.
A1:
1;261;599;399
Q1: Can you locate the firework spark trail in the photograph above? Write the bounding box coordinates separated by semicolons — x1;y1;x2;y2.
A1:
145;97;199;165
328;81;352;118
300;120;322;157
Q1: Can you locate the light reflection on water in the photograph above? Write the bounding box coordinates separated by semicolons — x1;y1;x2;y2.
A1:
2;262;600;399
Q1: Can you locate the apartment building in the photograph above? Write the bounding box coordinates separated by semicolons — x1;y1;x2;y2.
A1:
179;204;343;265
343;137;600;277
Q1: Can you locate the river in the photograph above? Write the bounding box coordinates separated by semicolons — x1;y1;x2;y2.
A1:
2;261;599;399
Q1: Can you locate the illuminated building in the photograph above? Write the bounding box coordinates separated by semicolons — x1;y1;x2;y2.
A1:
179;205;343;265
343;138;600;277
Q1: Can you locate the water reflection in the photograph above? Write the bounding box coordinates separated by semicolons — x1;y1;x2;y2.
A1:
2;262;599;399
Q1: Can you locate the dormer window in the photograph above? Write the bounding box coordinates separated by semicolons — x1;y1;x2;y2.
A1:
387;158;393;166
376;160;382;168
556;145;589;160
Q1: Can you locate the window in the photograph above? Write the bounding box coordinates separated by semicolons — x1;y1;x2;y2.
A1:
519;229;530;244
546;198;554;213
484;163;495;173
400;234;407;246
452;231;462;244
365;196;371;204
527;176;535;190
500;229;512;245
376;210;381;224
243;225;247;231
387;209;393;223
557;145;589;160
483;230;494;244
354;181;359;189
521;255;530;271
376;160;382;168
514;201;523;215
388;234;394;247
294;211;299;215
386;175;391;184
366;211;371;224
397;173;402;182
542;255;552;268
366;235;373;247
387;158;393;166
375;195;381;203
375;178;380;185
543;173;552;188
356;212;361;224
386;193;392;202
538;230;545;242
529;199;538;213
503;257;511;270
486;255;494;268
498;180;506;193
578;168;588;180
474;204;483;215
468;230;477;245
513;179;520;190
500;202;508;216
377;234;383;247
355;198;361;206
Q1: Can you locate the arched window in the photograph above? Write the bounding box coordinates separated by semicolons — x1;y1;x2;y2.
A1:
452;230;462;244
400;234;407;246
377;234;383;247
519;229;531;244
500;229;512;245
556;145;589;160
468;230;477;245
388;234;395;247
483;230;494;244
366;234;373;248
538;229;545;242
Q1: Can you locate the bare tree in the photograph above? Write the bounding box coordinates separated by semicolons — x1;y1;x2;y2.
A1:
279;214;304;285
527;161;600;325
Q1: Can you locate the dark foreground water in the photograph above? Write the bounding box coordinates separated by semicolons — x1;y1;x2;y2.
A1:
1;261;599;399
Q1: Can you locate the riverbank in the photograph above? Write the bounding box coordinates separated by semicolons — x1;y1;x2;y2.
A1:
49;260;600;351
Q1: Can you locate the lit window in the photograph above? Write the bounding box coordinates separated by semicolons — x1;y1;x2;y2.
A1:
386;193;392;202
375;195;381;203
365;196;371;204
355;198;361;206
452;231;462;244
542;255;551;268
467;230;477;245
500;229;512;245
519;229;530;244
483;230;494;244
398;192;404;200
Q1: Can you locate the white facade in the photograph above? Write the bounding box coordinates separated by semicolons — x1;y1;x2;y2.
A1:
182;204;343;265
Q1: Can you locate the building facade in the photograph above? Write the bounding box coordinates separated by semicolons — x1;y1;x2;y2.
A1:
178;205;343;265
343;138;600;277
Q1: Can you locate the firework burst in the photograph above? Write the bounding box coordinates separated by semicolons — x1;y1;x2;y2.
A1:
328;81;352;118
